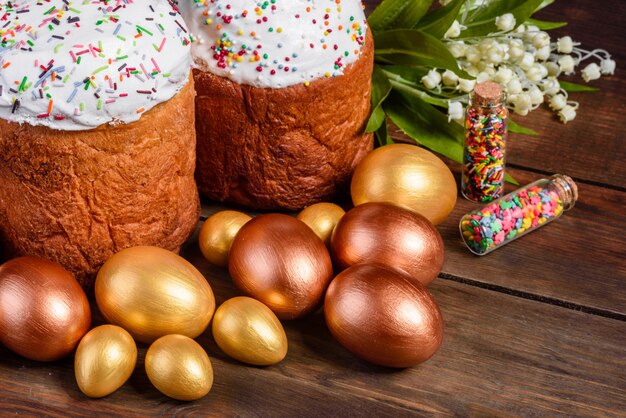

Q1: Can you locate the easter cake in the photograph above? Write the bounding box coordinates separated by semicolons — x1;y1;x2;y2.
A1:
0;0;199;287
181;0;374;210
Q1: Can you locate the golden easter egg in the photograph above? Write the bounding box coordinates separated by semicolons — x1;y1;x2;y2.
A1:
199;210;252;267
297;203;345;246
95;246;215;344
145;334;213;401
74;325;137;398
212;297;288;366
351;144;458;225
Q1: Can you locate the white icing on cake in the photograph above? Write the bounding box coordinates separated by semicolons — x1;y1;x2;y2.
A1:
179;0;368;88
0;0;192;131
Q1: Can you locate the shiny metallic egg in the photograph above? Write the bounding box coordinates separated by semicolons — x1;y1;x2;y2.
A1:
229;214;333;320
325;263;444;368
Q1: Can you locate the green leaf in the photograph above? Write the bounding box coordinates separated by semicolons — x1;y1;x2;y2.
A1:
505;173;519;186
459;0;544;38
508;119;539;136
382;65;430;84
415;0;465;39
374;29;471;78
560;80;599;92
525;17;567;30
375;117;391;147
366;105;387;133
384;90;464;163
388;79;451;107
366;65;392;133
535;0;556;12
370;65;392;110
368;0;433;32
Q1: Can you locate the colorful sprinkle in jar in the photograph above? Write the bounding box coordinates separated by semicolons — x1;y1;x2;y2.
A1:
461;82;508;202
459;174;578;255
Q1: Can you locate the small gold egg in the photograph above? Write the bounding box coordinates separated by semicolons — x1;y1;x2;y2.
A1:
199;210;252;267
296;203;345;246
212;297;288;366
95;246;215;344
74;325;137;398
145;334;213;401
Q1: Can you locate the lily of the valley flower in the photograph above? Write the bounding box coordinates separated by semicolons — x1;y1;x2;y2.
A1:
448;101;464;122
495;13;516;32
457;78;476;93
445;20;462;39
508;39;525;60
447;41;467;58
557;36;574;54
528;85;544;106
558;55;576;74
535;45;551;61
510;93;532;116
518;52;535;70
442;69;459;86
532;32;551;49
558;105;577;123
540;77;560;96
495;67;514;84
600;58;616;75
421;69;442;90
549;94;567;111
581;63;601;82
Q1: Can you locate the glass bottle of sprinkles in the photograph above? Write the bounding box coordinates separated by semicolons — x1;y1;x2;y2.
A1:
459;174;578;255
461;81;508;202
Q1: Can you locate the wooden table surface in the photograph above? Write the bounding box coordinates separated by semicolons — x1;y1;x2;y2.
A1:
1;1;625;416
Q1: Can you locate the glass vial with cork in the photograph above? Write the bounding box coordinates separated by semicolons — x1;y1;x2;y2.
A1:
461;81;508;202
459;174;578;255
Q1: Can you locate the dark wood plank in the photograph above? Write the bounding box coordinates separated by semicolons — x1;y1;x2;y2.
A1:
1;244;624;417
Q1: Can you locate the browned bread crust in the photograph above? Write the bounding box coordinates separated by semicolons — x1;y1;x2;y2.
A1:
193;27;374;211
0;78;199;289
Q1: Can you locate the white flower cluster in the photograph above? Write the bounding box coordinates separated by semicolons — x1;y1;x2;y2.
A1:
424;13;616;124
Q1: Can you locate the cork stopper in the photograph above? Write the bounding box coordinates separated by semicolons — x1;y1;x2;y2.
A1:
472;82;505;107
551;174;578;211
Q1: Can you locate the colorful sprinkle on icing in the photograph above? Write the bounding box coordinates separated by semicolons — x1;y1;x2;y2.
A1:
0;0;192;130
179;0;368;88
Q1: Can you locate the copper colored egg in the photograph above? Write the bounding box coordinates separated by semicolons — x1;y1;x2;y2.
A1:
297;203;346;247
331;202;444;286
229;214;333;320
0;256;91;361
95;246;215;344
351;144;457;225
145;334;213;401
199;210;252;267
324;263;444;368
